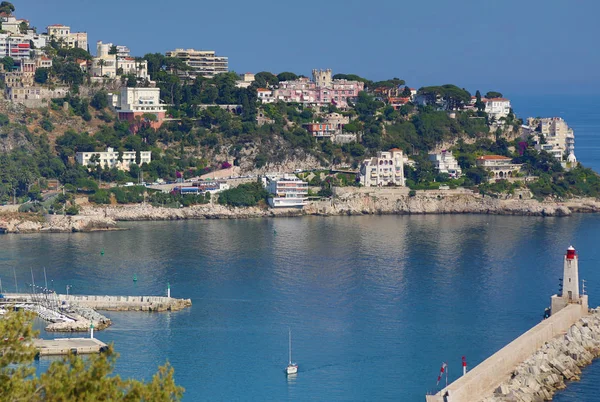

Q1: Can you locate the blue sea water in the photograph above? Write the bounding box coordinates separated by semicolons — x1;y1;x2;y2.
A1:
0;95;599;401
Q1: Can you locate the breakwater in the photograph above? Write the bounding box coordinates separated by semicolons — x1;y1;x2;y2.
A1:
482;308;600;401
57;295;192;312
426;303;589;402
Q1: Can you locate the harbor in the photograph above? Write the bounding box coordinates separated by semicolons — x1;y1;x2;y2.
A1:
0;291;192;332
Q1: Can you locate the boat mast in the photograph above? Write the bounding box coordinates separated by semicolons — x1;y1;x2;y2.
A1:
289;328;292;364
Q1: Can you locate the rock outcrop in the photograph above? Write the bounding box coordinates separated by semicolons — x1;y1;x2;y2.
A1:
482;308;600;402
2;189;600;234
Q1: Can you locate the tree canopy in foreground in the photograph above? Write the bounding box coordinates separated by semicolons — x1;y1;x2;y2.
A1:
0;310;184;401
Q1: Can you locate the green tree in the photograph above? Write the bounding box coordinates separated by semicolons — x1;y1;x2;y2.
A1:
108;45;118;55
1;56;14;71
0;310;184;401
485;91;503;99
253;71;279;88
91;90;109;109
277;72;298;81
0;1;15;15
18;20;27;33
34;67;49;84
475;90;485;112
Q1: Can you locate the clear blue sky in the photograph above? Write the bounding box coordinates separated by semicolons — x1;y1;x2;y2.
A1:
18;0;600;95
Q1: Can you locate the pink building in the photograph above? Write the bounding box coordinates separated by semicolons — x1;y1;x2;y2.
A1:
274;70;364;108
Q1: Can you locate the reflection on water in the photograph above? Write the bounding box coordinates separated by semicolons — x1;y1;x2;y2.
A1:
1;214;600;401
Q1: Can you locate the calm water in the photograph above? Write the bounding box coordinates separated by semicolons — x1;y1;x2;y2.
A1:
1;95;599;401
0;215;599;401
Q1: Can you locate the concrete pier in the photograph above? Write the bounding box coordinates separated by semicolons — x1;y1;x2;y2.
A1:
0;293;192;332
57;295;192;312
33;338;108;356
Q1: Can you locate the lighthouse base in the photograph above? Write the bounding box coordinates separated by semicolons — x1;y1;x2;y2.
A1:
551;294;588;316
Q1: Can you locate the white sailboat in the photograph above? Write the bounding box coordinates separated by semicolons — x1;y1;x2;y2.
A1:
286;328;298;375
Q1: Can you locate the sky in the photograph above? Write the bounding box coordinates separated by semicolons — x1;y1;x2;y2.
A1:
16;0;600;95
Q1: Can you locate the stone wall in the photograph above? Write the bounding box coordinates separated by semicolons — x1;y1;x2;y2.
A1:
426;303;587;402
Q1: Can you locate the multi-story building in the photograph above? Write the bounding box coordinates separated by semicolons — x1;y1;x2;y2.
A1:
303;122;336;138
263;175;309;208
236;72;255;88
476;155;522;179
538;117;575;160
303;112;351;140
46;24;87;49
483;97;511;120
110;87;167;129
257;88;274;103
90;41;148;79
429;150;462;178
165;48;228;79
76;147;152;171
0;14;28;34
358;149;406;187
274;69;364;108
0;33;31;61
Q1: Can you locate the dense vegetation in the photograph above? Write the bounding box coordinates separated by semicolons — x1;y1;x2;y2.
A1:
0;309;183;401
217;181;268;207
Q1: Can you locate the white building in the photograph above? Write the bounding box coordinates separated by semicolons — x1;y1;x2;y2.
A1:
0;14;28;34
0;33;32;61
476;155;522;179
46;24;87;49
110;87;167;128
429;150;462;178
91;41;148;79
538;117;575;161
483;98;511;120
359;148;406;187
257;88;274;103
76;147;151;171
263;175;308;208
165;48;228;79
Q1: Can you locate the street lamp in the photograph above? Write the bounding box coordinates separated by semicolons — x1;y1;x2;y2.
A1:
66;284;72;296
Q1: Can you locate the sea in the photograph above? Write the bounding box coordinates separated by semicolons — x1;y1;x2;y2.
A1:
1;94;599;401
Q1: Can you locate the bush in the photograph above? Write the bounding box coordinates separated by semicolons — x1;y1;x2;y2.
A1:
217;182;267;207
89;189;111;204
40;118;54;132
65;204;80;215
409;190;417;197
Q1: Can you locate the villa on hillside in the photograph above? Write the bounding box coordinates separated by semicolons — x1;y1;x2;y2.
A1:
358;148;406;187
476;155;522;179
262;175;309;208
76;147;151;171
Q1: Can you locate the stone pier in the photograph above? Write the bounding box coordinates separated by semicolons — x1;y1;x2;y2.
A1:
57;295;192;312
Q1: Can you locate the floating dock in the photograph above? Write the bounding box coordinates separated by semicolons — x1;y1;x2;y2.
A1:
33;337;108;356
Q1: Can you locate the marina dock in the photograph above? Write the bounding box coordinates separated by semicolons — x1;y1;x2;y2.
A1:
33;337;108;356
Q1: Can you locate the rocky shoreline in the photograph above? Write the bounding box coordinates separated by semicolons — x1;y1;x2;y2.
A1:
482;308;600;402
2;189;600;234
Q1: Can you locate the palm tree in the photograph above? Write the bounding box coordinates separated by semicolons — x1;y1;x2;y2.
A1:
98;59;106;77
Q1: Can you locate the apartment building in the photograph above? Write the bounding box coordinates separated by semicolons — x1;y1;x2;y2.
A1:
76;147;151;171
429;150;462;178
165;48;228;79
358;149;406;187
0;33;31;61
46;24;87;49
263;175;309;208
110;87;167;129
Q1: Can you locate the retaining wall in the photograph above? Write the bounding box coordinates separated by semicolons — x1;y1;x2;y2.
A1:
426;303;588;402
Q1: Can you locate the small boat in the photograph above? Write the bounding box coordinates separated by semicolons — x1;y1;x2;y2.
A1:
286;328;298;375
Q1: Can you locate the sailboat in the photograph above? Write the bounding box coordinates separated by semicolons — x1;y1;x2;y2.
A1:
286;328;298;375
